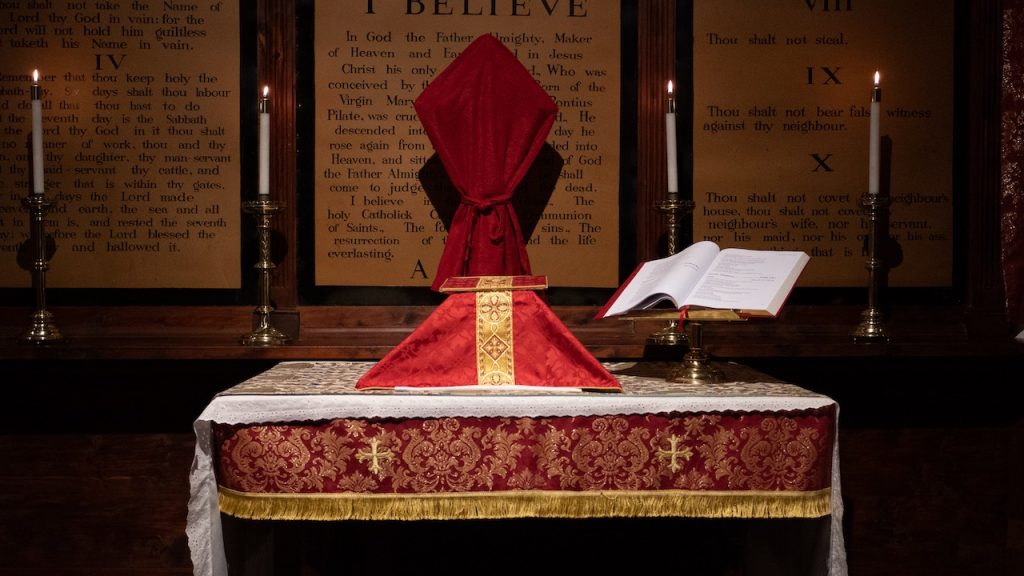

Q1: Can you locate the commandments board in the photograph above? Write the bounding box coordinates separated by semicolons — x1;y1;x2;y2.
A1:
315;1;619;287
0;0;240;288
693;0;954;287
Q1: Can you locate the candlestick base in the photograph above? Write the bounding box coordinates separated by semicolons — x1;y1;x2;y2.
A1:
852;307;889;343
240;320;290;347
19;309;63;344
666;354;727;385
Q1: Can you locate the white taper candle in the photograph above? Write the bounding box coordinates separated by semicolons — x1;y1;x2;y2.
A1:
259;86;270;196
31;70;43;195
868;71;881;195
666;80;678;201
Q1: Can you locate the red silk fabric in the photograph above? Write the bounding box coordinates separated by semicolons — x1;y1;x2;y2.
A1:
214;407;835;495
414;34;558;290
355;290;621;390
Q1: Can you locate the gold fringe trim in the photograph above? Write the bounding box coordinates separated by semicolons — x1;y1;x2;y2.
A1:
219;487;831;521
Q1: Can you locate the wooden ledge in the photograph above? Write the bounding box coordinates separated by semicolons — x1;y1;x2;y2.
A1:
0;304;1020;361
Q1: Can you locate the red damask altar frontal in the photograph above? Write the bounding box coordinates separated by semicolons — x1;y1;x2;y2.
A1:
215;411;833;521
188;361;847;576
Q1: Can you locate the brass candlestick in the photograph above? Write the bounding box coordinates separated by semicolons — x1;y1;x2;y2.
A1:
646;198;695;346
241;198;289;346
852;193;891;343
19;193;63;343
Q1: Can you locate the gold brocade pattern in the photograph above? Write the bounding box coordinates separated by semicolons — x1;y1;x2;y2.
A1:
395;419;486;492
477;276;513;289
1003;3;1024;324
690;415;743;490
738;418;819;491
568;417;658;490
476;291;515;385
226;427;316;492
218;413;832;501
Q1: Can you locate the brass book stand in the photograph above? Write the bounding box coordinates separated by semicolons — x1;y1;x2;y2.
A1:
631;198;736;384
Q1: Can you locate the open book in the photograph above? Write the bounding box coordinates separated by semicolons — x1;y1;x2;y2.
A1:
596;241;809;319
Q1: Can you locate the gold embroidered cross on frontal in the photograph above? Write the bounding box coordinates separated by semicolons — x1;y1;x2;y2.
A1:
356;437;394;477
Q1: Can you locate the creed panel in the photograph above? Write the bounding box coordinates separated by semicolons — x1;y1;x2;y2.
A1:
313;1;621;288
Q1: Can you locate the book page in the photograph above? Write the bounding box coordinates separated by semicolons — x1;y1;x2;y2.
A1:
684;249;808;315
603;241;720;316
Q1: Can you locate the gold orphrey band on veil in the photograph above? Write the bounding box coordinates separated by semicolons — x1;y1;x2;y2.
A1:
476;290;515;385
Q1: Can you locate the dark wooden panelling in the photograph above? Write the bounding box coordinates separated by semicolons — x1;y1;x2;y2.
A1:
636;0;677;262
0;434;196;576
2;303;1019;361
840;427;1009;576
261;0;298;313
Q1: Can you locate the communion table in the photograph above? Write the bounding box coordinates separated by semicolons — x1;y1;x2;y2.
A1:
187;361;847;576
